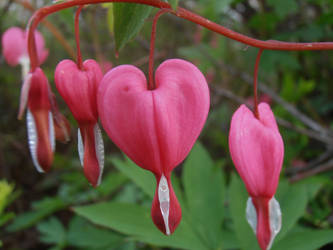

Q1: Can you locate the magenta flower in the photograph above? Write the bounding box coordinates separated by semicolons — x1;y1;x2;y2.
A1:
98;59;210;234
1;27;48;70
229;103;284;250
24;67;55;172
54;59;104;187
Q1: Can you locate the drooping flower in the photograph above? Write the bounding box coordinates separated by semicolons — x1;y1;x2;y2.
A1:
98;59;210;234
1;27;48;76
24;67;55;172
229;103;284;250
54;59;104;187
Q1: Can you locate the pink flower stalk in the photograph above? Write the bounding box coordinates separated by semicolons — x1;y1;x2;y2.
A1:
98;59;210;235
54;59;104;187
229;103;284;250
1;27;48;68
24;67;55;172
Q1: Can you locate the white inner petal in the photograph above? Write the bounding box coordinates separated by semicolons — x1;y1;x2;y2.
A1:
246;197;282;250
94;124;104;186
158;174;170;235
19;56;30;79
49;112;55;152
77;128;84;167
268;197;282;250
246;197;257;233
27;109;43;173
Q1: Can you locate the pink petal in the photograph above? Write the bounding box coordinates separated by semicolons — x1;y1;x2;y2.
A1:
98;59;210;175
54;59;103;123
228;103;284;197
2;27;26;66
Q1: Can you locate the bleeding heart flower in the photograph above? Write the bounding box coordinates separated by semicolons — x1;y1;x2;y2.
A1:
98;59;210;234
22;67;55;172
229;103;284;250
54;59;104;187
1;27;48;74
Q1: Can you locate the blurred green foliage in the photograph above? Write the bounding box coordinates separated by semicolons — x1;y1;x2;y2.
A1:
1;0;333;249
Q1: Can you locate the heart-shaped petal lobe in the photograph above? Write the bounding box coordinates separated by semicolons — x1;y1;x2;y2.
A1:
98;59;210;175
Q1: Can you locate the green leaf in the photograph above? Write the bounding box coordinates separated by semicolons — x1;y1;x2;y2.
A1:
6;198;66;232
37;217;66;245
267;0;298;18
272;229;333;250
96;171;128;196
67;216;123;248
168;0;179;10
74;202;206;249
113;3;152;51
275;181;308;240
182;142;225;249
110;156;155;198
228;174;259;250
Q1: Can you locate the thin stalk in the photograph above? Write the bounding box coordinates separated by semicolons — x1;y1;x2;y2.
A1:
75;5;84;70
253;49;263;119
148;9;170;90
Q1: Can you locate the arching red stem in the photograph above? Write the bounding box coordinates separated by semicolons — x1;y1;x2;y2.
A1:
27;0;333;72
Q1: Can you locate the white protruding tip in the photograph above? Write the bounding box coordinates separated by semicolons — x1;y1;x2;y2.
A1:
94;124;104;186
27;109;43;172
158;174;170;235
77;128;84;167
245;197;282;250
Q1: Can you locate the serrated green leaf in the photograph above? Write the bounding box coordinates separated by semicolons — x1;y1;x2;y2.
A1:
37;217;66;245
6;198;66;232
113;3;152;51
271;229;333;250
67;216;123;248
183;142;225;249
228;174;259;250
74;202;206;249
110;156;155;197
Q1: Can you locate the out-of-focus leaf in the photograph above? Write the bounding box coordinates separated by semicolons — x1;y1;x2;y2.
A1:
271;229;333;250
106;4;114;35
275;181;308;241
74;202;207;249
96;171;128;196
67;216;123;248
229;174;259;250
267;0;298;18
37;217;66;246
113;3;152;51
110;156;155;197
168;0;179;10
0;212;15;227
6;198;66;232
183;142;225;249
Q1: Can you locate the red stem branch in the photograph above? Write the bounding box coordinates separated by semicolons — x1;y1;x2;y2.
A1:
149;9;170;90
75;5;84;70
253;49;263;119
27;0;333;72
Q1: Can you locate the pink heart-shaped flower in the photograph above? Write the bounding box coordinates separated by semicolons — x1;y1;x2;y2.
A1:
55;59;104;187
98;59;210;234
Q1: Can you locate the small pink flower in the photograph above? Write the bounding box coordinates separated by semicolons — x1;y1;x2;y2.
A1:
54;59;104;187
229;103;284;250
98;59;210;234
1;27;48;67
